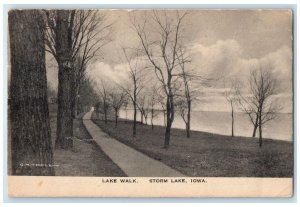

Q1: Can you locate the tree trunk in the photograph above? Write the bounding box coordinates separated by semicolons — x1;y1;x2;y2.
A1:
104;101;107;124
231;101;234;137
133;101;137;137
259;125;262;147
73;83;80;118
151;107;154;130
75;87;81;116
164;115;171;149
9;10;54;175
252;125;258;137
55;10;74;149
186;100;191;138
259;111;263;147
140;111;144;124
70;75;76;119
132;83;137;137
115;108;118;127
185;123;190;138
163;110;166;127
164;95;174;149
75;96;79;116
164;98;171;148
252;112;259;137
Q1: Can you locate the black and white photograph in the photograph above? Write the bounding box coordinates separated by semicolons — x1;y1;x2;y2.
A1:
7;8;293;197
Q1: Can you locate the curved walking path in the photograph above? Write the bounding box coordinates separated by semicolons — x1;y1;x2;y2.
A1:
83;111;184;177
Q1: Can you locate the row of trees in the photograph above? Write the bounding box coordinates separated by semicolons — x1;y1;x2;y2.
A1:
95;78;160;130
95;59;280;151
131;11;189;148
94;10;280;149
224;66;280;147
9;9;111;175
43;10;112;149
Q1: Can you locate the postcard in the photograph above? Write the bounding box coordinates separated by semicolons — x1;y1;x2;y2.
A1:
7;8;293;197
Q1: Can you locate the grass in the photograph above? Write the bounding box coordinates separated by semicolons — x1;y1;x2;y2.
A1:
49;104;126;177
91;112;293;177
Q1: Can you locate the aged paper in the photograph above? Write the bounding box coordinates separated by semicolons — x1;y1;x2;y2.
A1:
8;176;292;197
7;9;293;197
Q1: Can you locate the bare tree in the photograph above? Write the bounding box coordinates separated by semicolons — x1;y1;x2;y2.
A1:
77;77;99;114
157;91;167;127
9;10;54;175
176;45;211;138
223;79;239;137
109;88;127;127
137;95;145;124
123;98;129;122
95;79;110;124
131;10;188;148
176;47;193;138
69;12;112;118
238;66;280;147
174;97;188;132
149;85;160;130
51;10;75;149
121;48;146;137
136;93;151;125
43;10;112;148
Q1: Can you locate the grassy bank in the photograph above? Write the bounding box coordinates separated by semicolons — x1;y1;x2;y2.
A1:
92;112;293;177
49;104;126;176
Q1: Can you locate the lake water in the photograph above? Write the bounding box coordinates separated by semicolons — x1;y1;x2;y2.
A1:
119;110;293;141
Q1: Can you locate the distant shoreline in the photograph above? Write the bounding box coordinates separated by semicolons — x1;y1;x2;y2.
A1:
96;111;293;143
122;118;293;143
121;108;293;114
117;110;292;142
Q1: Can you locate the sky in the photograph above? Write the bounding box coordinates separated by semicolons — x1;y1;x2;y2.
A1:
46;9;293;112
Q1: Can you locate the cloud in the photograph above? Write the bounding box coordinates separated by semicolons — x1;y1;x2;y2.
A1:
87;62;130;86
190;40;253;83
190;39;292;90
260;45;293;93
86;54;157;90
188;39;292;112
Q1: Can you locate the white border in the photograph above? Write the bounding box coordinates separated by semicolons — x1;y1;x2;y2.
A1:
0;0;298;206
